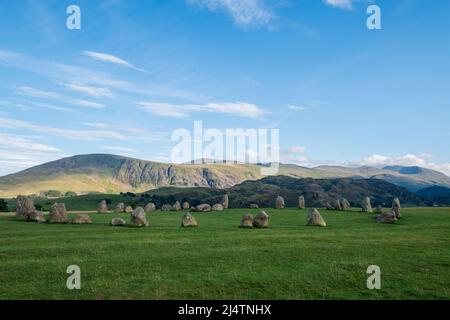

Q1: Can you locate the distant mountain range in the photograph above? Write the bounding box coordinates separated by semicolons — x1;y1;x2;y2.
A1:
0;154;450;198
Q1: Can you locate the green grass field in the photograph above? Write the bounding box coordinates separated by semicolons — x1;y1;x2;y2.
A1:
0;208;449;300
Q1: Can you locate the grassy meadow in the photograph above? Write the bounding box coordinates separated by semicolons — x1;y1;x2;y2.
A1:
0;207;449;300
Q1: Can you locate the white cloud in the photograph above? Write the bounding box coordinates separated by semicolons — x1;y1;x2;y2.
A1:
280;146;309;165
83;51;147;73
82;122;110;129
139;101;268;118
288;105;307;111
324;0;353;10
61;83;113;98
0;133;62;153
16;86;106;109
187;0;274;27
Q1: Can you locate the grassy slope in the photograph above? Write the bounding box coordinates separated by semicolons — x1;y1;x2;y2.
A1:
0;208;449;300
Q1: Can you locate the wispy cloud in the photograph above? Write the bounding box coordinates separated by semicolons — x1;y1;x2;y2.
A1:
16;86;106;109
102;145;137;153
83;50;147;73
186;0;275;27
288;105;307;111
0;117;126;141
324;0;353;10
61;83;114;98
139;101;268;118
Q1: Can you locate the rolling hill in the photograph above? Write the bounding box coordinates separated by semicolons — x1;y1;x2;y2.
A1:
0;154;450;198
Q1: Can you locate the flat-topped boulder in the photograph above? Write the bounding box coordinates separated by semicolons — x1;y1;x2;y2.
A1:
48;203;69;223
72;214;92;224
181;213;198;227
307;208;326;227
250;204;259;209
191;204;212;212
240;214;253;228
130;207;149;227
212;204;224;211
111;218;126;226
253;211;270;228
376;211;398;224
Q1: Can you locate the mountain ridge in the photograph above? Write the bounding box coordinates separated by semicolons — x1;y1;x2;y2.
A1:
1;153;450;198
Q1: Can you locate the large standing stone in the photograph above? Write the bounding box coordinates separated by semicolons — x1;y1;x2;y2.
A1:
131;207;149;227
144;202;156;212
98;200;108;214
181;213;198;227
307;208;327;227
253;211;270;228
192;204;212;212
392;198;401;219
48;203;69;223
340;198;350;211
15;195;36;220
182;201;190;210
298;196;306;209
334;199;342;211
173;201;182;211
275;196;285;209
361;197;373;213
222;194;229;209
111;218;126;226
72;214;92;224
161;204;173;212
115;202;125;213
212;204;224;211
240;214;253;228
376;211;398;224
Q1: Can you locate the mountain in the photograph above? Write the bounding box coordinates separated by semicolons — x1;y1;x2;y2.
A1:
416;186;450;205
0;154;450;198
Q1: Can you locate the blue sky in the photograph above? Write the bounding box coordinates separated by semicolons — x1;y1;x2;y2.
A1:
0;0;449;176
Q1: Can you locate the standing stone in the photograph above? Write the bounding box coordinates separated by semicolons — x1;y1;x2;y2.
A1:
222;194;229;209
253;211;270;228
340;198;350;211
72;214;92;224
275;196;285;209
298;196;306;209
97;200;108;214
250;204;259;209
334;199;342;211
131;207;149;227
111;218;126;226
161;204;173;212
115;202;125;213
240;214;254;228
392;198;402;218
362;197;373;213
48;203;69;223
125;206;133;213
212;204;224;211
182;201;190;210
144;202;156;212
325;202;334;210
181;213;198;227
307;208;327;227
15;195;36;220
173;201;182;211
29;210;45;223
